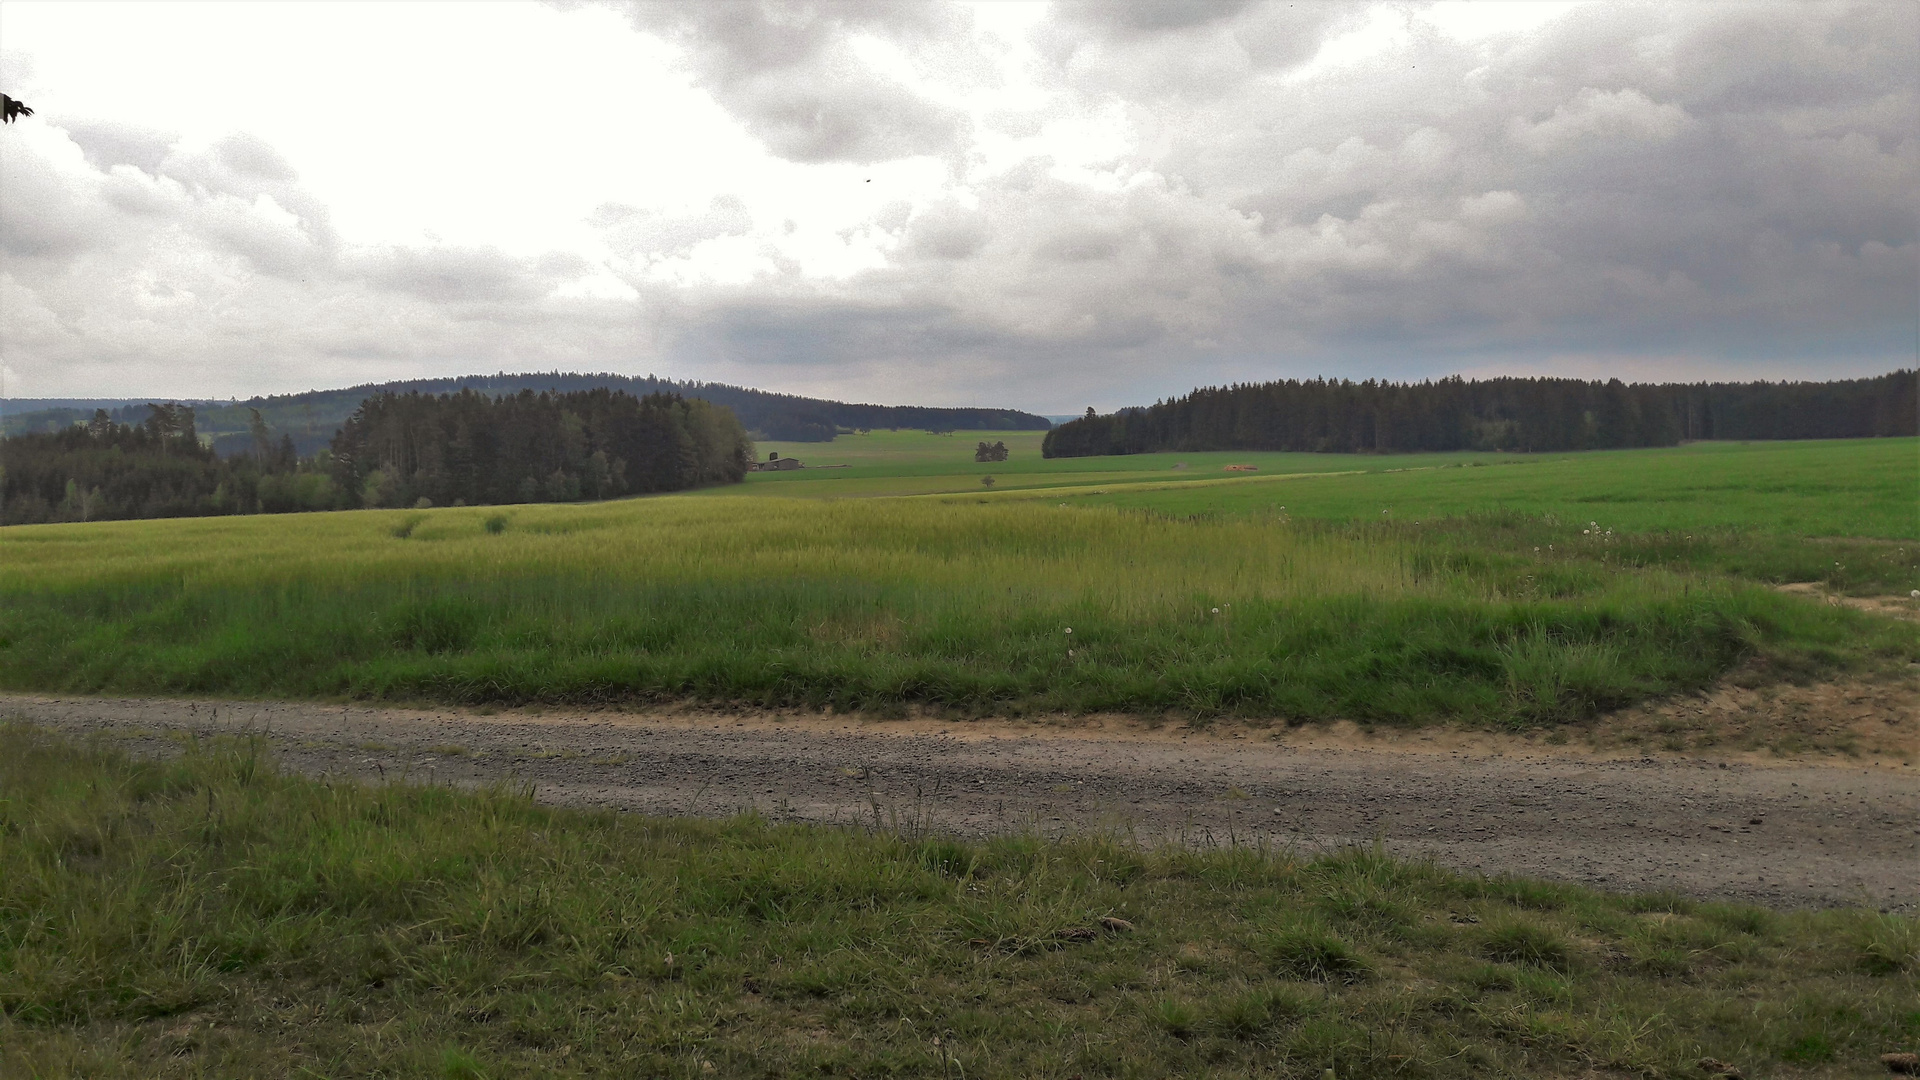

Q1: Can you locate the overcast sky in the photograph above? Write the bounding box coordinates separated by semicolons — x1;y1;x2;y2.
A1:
1;1;1914;411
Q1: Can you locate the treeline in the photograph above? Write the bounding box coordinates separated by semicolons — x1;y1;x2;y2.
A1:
333;388;750;508
1043;371;1916;458
423;373;1046;442
0;405;341;525
1;371;1050;450
1;389;752;525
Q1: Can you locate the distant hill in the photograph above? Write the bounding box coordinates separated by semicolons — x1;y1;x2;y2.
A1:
3;373;1052;455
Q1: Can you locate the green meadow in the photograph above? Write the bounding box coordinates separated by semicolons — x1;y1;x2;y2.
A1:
0;437;1913;724
745;431;1915;539
725;428;1543;500
5;726;1914;1079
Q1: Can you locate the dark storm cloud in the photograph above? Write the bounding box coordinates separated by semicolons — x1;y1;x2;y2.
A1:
618;1;972;163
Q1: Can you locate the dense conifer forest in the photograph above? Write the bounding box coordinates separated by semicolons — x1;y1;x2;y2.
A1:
0;405;342;525
1042;371;1916;458
331;388;750;508
0;389;751;524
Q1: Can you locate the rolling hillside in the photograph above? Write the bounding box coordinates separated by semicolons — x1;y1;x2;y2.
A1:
2;373;1051;455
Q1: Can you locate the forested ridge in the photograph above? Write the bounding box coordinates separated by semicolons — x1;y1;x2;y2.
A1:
1043;371;1916;458
3;371;1049;451
1;389;751;525
333;388;750;509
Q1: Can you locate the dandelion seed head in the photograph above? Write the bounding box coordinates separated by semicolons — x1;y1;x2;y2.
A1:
1064;627;1072;634
1211;607;1220;614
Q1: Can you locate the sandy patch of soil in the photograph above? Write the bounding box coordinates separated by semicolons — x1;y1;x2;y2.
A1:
1775;581;1920;621
1584;672;1918;765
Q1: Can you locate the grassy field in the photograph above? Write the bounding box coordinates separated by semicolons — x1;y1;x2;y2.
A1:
4;726;1914;1079
729;428;1566;500
1074;438;1919;540
0;438;1913;724
737;433;1916;543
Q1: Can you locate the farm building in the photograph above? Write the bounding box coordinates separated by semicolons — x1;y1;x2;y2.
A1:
748;452;803;472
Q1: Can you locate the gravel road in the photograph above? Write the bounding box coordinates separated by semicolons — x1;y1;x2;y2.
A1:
7;694;1914;912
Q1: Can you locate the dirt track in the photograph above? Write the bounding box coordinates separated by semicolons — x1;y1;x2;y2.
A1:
6;693;1915;913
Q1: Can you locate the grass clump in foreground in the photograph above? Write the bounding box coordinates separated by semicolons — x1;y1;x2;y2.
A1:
3;726;1914;1079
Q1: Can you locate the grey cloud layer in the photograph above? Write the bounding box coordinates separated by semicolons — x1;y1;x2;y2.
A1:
620;0;1915;406
618;1;976;164
0;125;631;392
2;1;1913;406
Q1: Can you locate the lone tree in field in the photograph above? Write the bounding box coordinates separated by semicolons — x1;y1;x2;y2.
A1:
2;94;33;123
973;440;1008;462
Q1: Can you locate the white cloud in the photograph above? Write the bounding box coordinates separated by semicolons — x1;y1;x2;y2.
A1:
0;0;1913;410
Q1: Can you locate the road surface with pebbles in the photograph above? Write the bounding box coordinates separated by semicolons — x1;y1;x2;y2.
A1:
5;693;1914;912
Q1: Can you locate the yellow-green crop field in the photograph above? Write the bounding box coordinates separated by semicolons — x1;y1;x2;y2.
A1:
1;437;1914;724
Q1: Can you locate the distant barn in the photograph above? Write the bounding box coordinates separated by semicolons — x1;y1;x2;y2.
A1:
748;451;803;472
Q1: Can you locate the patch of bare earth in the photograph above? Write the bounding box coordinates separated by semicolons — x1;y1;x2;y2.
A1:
1775;580;1920;621
1584;672;1918;765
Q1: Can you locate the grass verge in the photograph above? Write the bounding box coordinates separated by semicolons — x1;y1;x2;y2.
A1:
1;497;1912;726
2;725;1915;1078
